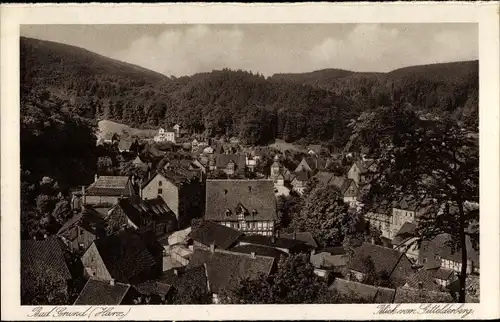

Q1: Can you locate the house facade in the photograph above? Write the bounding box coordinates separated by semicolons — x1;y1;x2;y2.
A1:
141;172;204;229
84;175;136;207
81;231;158;284
205;180;277;236
57;208;107;253
215;154;246;176
106;197;177;237
154;128;176;143
349;243;414;287
291;171;310;194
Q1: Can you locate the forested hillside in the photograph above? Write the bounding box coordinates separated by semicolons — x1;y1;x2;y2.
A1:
21;36;479;149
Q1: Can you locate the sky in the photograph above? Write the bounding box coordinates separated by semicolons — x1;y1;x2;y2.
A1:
21;24;478;77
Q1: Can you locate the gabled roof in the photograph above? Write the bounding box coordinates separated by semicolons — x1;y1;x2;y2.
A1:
159;265;208;292
349;243;409;277
112;196;175;228
189;220;243;250
405;269;441;291
427;267;455;281
292;171;311;183
86;176;134;197
281;232;318;249
229;244;287;260
74;278;131;305
391;222;417;246
353;159;376;174
21;238;72;294
132;156;146;165
393;287;454;303
239;234;308;251
92;230;157;283
318;246;346;256
215;154;246;169
57;208;106;241
188;248;275;293
132;280;172;297
205;180;277;222
329;278;394;303
141;170;195;190
420;233;479;267
310;252;347;269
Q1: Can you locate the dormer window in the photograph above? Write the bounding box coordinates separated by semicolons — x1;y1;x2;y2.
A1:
248;186;252;192
252;209;257;216
225;209;232;217
224;189;228;195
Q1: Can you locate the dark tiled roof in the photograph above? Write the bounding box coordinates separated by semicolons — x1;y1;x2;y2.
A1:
239;234;307;251
349;243;409;277
420;233;479;267
427;267;455;281
158;265;208;291
189;220;243;250
318;246;346;256
374;287;396;303
391;222;417;246
188;248;274;293
329;278;396;303
57;208;106;240
393;287;454;303
132;280;172;297
21;238;72;296
215;154;246;169
229;244;287;260
132;156;146;165
21;238;71;278
310;252;347;269
292;170;311;183
405;269;441;291
205;180;277;222
329;278;379;302
314;172;336;186
93;230;157;283
281;232;318;249
74;278;131;305
396;222;417;237
112;196;175;228
86;176;134;197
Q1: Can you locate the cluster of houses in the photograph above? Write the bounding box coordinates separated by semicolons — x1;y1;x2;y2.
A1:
21;135;479;304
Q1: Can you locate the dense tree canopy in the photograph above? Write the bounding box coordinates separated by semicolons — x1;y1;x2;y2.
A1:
221;254;332;304
349;103;479;303
21;37;478;149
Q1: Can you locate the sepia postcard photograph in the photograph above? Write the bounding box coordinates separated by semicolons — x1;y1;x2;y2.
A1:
1;2;499;321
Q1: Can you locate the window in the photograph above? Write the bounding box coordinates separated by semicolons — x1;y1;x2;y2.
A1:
158;188;163;194
158;180;162;187
225;209;231;217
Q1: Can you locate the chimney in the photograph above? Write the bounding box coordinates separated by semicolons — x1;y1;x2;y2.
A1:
94;174;99;182
173;269;179;276
250;252;256;259
210;243;215;253
43;234;47;239
110;279;115;286
293;231;297;240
